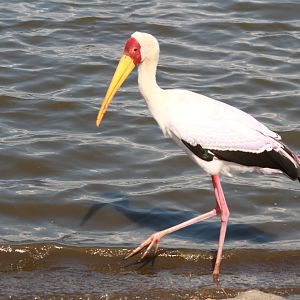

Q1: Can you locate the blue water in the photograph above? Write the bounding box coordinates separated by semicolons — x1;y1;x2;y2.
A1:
0;0;299;298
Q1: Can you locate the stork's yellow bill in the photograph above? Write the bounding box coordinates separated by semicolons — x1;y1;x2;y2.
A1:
96;36;142;127
96;55;135;127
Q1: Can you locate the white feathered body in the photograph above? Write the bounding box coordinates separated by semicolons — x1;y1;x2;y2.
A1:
144;88;285;176
133;31;299;180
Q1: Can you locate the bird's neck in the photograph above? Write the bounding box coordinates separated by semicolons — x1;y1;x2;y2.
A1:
137;57;162;107
137;57;169;135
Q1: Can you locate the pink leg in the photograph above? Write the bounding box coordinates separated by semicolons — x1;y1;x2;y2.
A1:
211;175;230;277
125;175;230;278
125;208;218;260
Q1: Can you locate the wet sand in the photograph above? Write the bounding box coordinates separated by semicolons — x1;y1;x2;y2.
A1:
0;243;299;299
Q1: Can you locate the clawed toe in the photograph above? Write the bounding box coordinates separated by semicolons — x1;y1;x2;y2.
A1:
124;244;147;260
124;233;161;261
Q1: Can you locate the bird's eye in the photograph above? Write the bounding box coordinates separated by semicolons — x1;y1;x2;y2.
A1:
133;48;138;52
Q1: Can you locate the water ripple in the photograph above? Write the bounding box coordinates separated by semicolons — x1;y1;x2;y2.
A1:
0;1;299;297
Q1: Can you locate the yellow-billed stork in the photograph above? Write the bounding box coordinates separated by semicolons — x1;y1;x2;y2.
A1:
96;32;300;278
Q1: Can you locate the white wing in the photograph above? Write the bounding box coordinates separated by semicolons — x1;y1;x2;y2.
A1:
161;89;281;153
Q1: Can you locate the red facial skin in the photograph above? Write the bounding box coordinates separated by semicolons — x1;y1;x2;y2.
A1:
123;37;142;65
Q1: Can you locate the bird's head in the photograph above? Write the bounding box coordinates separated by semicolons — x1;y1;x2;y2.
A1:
96;32;159;127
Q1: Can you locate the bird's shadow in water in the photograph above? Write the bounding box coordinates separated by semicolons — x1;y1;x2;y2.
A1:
80;191;277;269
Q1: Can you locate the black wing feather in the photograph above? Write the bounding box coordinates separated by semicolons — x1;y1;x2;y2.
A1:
181;139;213;161
181;139;299;181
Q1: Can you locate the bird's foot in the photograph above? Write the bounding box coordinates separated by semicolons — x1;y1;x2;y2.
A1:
125;232;161;261
212;262;221;285
213;272;220;285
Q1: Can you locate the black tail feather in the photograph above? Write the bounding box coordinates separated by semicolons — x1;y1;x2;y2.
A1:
211;145;299;181
182;139;300;181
